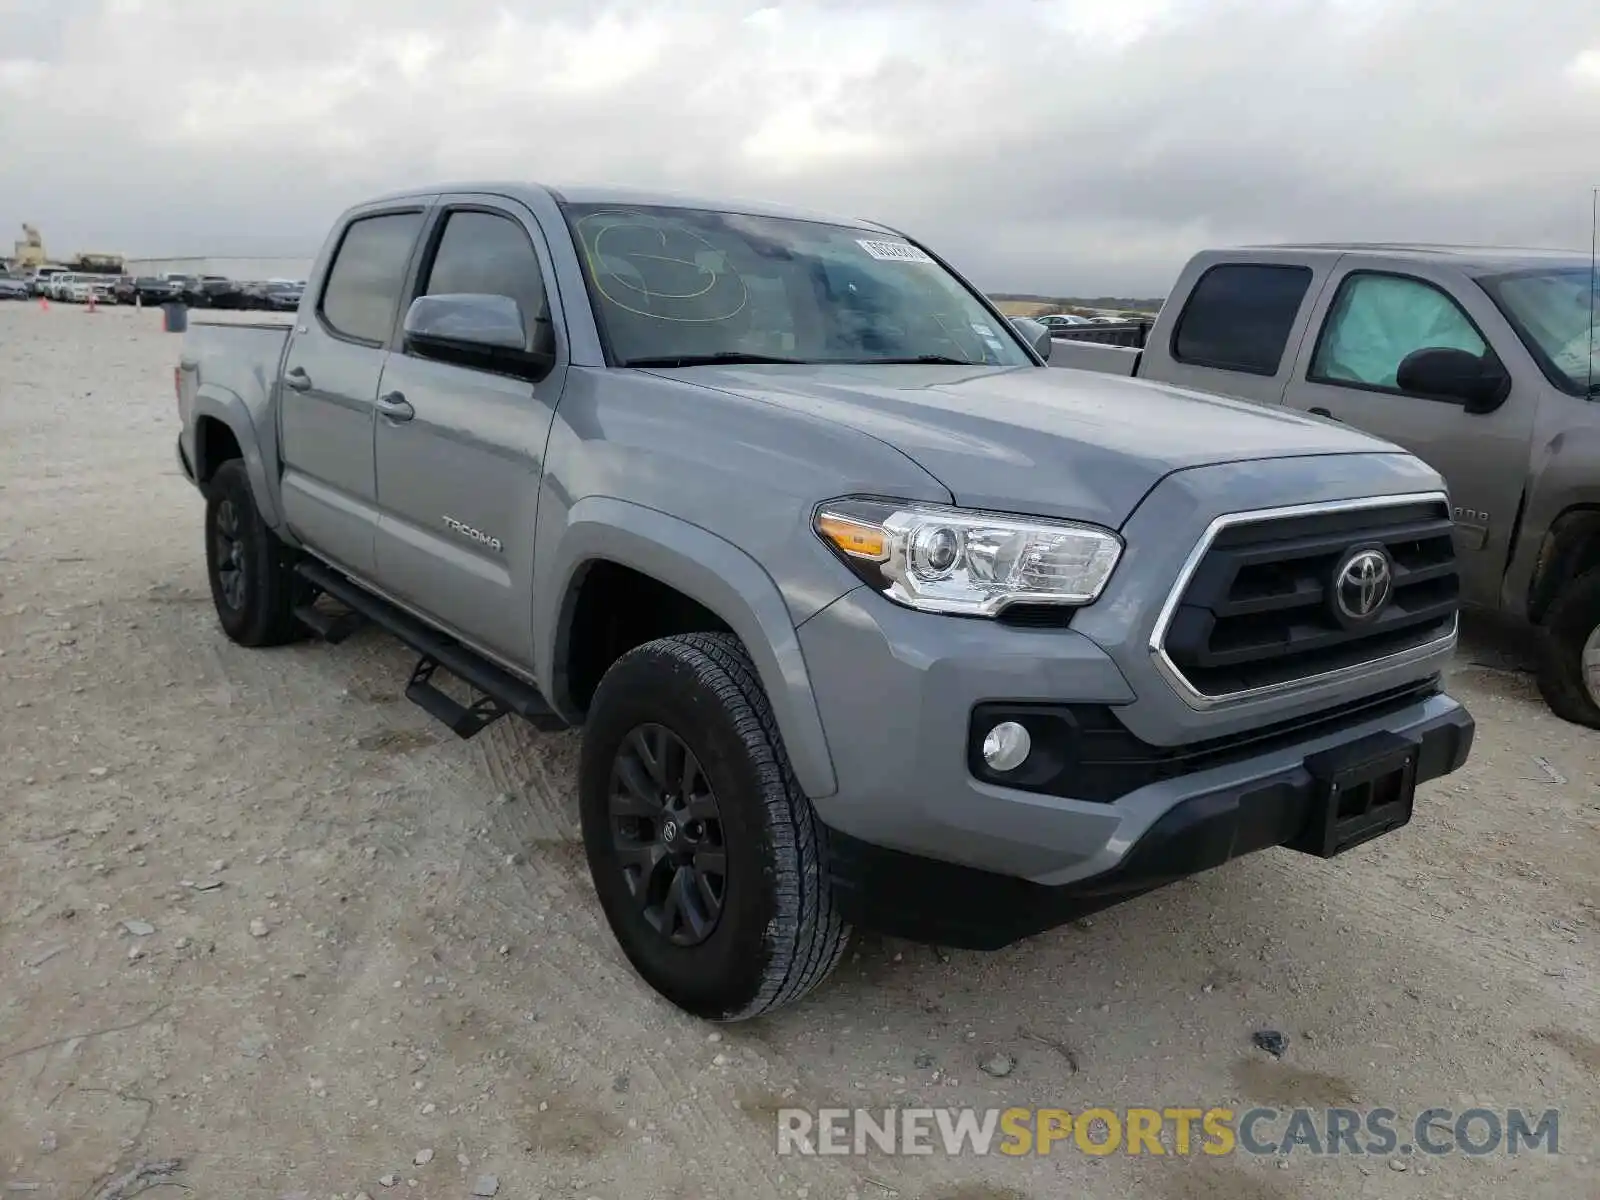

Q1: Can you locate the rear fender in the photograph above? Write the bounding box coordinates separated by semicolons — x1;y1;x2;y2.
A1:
190;386;285;530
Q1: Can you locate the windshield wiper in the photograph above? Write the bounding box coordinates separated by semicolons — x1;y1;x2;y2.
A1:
622;352;807;367
847;354;975;365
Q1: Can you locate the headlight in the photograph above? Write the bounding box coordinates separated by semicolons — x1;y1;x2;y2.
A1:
814;498;1122;616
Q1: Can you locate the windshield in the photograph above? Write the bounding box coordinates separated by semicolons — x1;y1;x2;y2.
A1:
1479;267;1600;395
560;202;1031;368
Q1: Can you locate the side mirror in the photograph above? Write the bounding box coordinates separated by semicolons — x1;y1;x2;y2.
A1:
403;293;555;379
1395;346;1510;414
1010;316;1052;362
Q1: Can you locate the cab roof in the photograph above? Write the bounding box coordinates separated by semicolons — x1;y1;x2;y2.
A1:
358;181;898;234
1234;241;1593;276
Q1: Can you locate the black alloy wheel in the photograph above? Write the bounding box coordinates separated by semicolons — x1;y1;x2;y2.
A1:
211;497;248;612
609;723;727;947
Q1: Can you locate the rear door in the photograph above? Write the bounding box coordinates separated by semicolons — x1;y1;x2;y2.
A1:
277;206;427;577
370;196;568;664
1280;262;1539;602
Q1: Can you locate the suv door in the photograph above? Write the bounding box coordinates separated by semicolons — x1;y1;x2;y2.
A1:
1281;267;1538;606
278;207;426;578
370;198;568;665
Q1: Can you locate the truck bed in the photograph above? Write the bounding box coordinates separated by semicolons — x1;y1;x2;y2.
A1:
1048;339;1142;376
176;321;292;471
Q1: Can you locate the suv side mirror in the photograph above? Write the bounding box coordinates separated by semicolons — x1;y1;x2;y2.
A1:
1395;346;1510;414
1009;316;1052;362
403;293;555;379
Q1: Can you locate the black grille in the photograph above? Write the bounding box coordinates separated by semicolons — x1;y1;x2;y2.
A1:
1160;500;1458;697
969;679;1440;804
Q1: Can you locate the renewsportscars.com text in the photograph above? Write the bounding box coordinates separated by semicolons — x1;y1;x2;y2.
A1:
775;1106;1561;1158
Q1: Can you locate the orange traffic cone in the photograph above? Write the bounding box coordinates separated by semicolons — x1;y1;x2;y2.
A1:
87;292;97;313
39;296;49;311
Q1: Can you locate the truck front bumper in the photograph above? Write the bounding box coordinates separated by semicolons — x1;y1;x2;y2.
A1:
796;588;1474;949
825;702;1471;949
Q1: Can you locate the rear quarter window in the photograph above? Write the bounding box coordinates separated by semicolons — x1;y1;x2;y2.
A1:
1171;263;1314;376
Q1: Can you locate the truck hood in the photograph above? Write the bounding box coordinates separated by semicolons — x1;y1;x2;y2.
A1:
670;364;1397;527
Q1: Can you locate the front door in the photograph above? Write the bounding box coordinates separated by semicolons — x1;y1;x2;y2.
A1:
1281;267;1538;606
278;208;426;577
371;200;567;665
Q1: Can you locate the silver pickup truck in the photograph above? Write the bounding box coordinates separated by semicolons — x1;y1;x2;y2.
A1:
176;186;1474;1019
1052;243;1600;727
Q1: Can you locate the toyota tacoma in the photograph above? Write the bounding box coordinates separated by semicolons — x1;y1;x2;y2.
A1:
175;184;1475;1019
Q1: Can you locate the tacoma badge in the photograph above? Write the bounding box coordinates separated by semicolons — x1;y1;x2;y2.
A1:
443;516;503;553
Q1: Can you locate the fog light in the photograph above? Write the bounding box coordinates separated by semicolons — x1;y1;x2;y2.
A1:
982;721;1031;772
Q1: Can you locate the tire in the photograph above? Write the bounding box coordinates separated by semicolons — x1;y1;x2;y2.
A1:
579;632;850;1020
1536;565;1600;728
203;459;302;647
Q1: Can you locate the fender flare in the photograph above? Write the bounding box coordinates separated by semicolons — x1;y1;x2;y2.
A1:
189;387;283;529
538;497;838;799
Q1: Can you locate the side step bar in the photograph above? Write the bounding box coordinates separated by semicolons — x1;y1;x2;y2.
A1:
294;559;568;739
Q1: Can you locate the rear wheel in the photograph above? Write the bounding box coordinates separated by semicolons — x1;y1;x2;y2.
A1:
579;633;850;1020
1537;566;1600;728
204;459;302;647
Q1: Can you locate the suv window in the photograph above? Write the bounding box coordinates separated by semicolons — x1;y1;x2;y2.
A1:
320;211;424;344
1311;272;1487;393
419;210;548;347
1172;263;1313;375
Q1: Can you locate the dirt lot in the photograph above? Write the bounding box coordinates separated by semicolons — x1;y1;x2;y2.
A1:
1;302;1596;1199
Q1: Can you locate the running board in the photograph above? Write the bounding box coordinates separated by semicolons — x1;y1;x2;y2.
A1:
406;655;511;739
293;559;568;738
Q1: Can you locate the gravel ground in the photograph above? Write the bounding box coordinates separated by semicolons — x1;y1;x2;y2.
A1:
1;302;1596;1199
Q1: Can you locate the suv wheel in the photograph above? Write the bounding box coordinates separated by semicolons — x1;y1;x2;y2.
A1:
204;459;302;647
1537;566;1600;728
579;632;850;1020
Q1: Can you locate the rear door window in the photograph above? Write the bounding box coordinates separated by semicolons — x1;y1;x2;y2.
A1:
1172;263;1314;375
319;211;425;344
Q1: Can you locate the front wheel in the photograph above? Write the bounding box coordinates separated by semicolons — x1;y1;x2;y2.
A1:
579;633;850;1020
1536;566;1600;728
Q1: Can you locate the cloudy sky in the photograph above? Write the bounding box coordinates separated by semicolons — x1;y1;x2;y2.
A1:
1;0;1597;293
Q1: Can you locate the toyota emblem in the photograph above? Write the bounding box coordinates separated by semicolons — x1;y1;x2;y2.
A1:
1333;547;1393;622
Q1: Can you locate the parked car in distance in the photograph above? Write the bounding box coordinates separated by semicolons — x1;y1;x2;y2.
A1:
43;272;77;300
1033;312;1092;329
1051;243;1600;727
177;275;234;306
262;281;304;311
176;186;1475;1018
124;276;177;305
28;266;67;296
0;277;30;300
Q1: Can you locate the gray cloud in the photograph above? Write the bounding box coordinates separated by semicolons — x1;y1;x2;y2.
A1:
1;0;1596;293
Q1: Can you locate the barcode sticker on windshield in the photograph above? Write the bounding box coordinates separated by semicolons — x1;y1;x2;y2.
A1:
857;239;935;264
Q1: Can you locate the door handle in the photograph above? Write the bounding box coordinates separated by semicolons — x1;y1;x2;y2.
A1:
1308;406;1341;421
284;366;312;392
376;391;414;422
